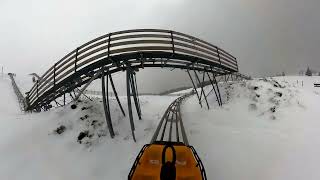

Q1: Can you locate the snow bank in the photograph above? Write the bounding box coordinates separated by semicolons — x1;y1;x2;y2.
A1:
182;76;320;180
0;76;177;180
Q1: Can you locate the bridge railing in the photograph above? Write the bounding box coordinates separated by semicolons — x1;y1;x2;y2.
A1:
27;29;238;107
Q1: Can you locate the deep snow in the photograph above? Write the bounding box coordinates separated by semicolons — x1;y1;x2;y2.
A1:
1;75;320;179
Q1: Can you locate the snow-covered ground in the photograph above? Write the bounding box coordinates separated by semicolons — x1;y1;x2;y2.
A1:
1;75;320;180
182;76;320;180
0;76;176;180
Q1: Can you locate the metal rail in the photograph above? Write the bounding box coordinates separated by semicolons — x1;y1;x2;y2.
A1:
25;29;238;111
151;91;194;145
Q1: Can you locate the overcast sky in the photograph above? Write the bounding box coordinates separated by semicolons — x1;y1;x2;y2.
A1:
1;0;320;93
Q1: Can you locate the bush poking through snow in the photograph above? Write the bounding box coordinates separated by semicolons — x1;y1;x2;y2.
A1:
249;104;257;111
80;114;89;120
275;92;282;97
269;97;280;105
270;106;276;113
81;106;92;111
271;79;285;88
71;104;77;109
54;125;66;135
77;131;90;144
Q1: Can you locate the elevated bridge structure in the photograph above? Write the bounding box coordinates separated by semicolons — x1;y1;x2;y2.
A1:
25;29;248;141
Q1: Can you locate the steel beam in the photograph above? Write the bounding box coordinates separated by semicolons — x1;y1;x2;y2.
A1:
73;70;102;103
63;93;66;106
201;70;210;109
126;67;136;142
168;106;175;141
130;72;141;119
212;72;222;106
187;70;202;108
109;73;125;116
175;110;179;142
206;71;221;106
133;73;141;115
101;67;115;138
194;70;209;109
75;87;93;101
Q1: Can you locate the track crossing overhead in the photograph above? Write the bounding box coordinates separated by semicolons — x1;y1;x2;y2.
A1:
24;29;243;141
26;29;238;111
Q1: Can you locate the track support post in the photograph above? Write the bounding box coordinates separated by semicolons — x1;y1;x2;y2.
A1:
194;70;209;109
212;71;222;106
187;70;202;108
129;71;142;119
109;74;126;116
101;66;115;138
206;71;222;106
126;66;137;142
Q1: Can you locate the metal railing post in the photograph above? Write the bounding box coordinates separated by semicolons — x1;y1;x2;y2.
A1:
36;80;39;99
75;47;79;73
53;63;56;91
217;47;222;66
170;31;175;54
235;58;239;72
107;33;111;58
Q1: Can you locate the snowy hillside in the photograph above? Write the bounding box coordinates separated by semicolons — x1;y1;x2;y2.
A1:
1;75;320;180
183;76;320;180
0;76;176;180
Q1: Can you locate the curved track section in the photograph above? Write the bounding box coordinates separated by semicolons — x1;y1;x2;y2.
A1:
25;29;238;111
151;92;194;145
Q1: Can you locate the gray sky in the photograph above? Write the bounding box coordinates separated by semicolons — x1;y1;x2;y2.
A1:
1;0;320;93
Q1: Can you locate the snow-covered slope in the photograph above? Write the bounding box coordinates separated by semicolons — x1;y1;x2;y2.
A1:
0;76;177;180
2;75;320;180
182;76;320;180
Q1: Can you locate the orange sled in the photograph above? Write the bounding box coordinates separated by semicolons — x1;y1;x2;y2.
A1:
128;142;207;180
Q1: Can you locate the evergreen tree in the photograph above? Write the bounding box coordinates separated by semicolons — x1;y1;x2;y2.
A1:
305;67;312;76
